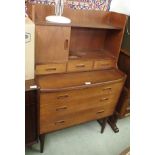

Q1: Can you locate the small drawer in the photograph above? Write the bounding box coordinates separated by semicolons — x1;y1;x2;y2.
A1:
93;59;116;70
67;60;93;72
35;63;66;75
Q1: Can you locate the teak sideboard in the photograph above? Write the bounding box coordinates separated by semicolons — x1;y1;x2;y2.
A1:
27;3;127;153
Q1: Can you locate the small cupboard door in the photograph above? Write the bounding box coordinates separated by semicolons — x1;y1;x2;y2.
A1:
35;25;71;64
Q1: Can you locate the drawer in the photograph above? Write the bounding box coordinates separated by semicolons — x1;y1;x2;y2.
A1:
40;95;115;119
35;63;66;75
93;59;116;70
40;81;123;106
67;60;93;72
40;106;114;134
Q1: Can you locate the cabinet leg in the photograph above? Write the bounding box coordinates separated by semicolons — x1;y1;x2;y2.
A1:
39;134;45;153
108;114;119;133
97;117;108;134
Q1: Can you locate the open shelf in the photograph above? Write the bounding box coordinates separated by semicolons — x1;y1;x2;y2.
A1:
71;22;122;30
69;50;116;61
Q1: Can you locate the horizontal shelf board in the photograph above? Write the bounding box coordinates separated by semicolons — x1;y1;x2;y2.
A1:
35;21;122;30
71;23;122;30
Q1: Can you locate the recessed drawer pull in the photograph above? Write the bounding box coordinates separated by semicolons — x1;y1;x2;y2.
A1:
100;63;110;66
57;94;69;99
76;64;85;68
100;98;109;102
56;106;67;111
96;110;105;114
102;87;112;91
64;39;69;50
45;68;56;71
55;120;65;125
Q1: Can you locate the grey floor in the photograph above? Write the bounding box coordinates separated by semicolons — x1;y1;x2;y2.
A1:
26;117;130;155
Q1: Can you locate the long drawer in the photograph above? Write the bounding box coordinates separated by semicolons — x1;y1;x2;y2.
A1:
40;82;123;106
40;94;116;119
40;105;114;134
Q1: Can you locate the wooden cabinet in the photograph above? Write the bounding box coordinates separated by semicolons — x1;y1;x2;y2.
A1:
25;80;39;145
27;4;127;153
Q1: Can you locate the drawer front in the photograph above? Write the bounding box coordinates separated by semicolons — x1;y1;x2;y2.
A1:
67;60;93;72
93;59;116;70
40;106;114;134
40;82;123;106
35;63;66;75
40;95;116;119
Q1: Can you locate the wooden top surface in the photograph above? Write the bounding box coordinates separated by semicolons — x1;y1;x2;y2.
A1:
35;21;122;30
36;69;126;92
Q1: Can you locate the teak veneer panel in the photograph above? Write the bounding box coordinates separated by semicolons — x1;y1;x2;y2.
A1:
35;25;71;64
69;28;107;52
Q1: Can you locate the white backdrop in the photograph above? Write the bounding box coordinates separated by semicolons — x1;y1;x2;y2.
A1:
110;0;130;15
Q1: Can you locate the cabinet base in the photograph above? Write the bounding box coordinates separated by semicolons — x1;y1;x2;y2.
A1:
108;115;119;133
97;117;108;133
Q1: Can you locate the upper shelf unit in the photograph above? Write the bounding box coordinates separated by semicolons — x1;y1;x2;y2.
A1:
27;4;127;30
27;3;128;74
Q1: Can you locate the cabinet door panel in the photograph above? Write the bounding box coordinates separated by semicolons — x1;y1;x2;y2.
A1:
35;25;71;64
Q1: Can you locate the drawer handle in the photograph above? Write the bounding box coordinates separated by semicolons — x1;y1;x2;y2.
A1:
100;98;109;102
55;120;65;125
46;68;56;71
100;63;110;66
96;110;105;114
102;87;112;91
76;64;85;68
64;39;69;50
57;94;69;99
56;106;67;111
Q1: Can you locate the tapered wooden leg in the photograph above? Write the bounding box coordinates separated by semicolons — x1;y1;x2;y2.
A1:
108;114;119;133
39;134;45;153
97;117;108;134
